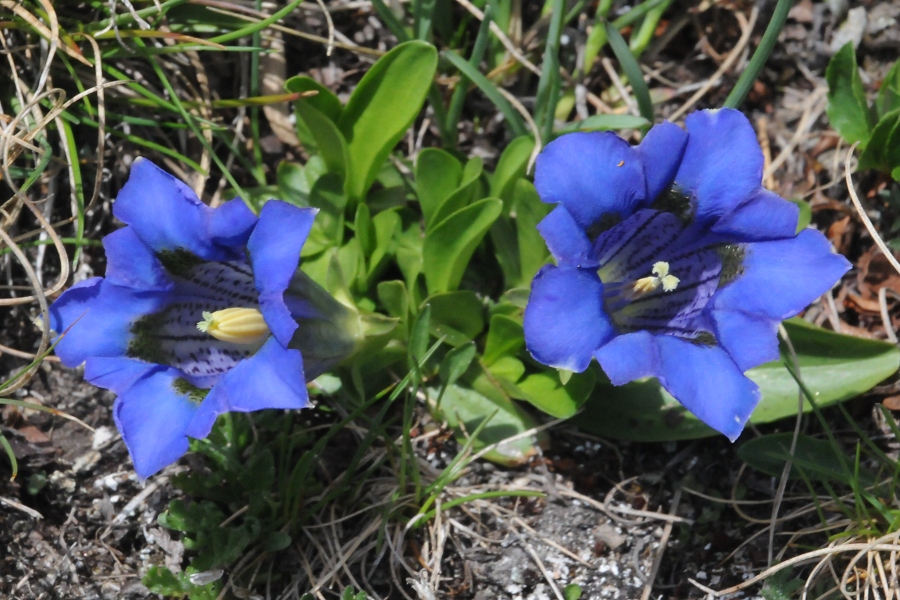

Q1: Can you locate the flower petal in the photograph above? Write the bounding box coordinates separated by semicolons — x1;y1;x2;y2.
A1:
636;121;689;200
711;308;781;372
675;109;763;224
537;206;597;267
534;132;646;230
84;356;158;392
712;229;851;320
49;278;167;367
711;189;800;242
103;226;173;292
656;336;760;440
111;365;200;479
524;265;615;372
595;209;682;282
113;158;225;260
249;201;317;346
208;198;258;248
185;337;309;439
594;331;660;385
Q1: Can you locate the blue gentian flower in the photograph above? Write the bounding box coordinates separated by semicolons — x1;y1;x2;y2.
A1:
524;109;851;440
49;158;360;478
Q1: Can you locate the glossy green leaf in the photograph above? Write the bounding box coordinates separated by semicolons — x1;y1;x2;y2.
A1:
290;81;350;177
576;320;900;441
307;173;347;241
738;433;874;484
416;148;462;225
826;42;874;146
433;381;541;466
423;198;503;293
512;369;596;419
876;59;900;117
490;136;534;208
560;114;650;134
275;161;310;206
367;209;401;283
483;314;525;366
514;179;552;285
426;291;485;346
859;109;900;174
285;75;343;122
409;304;432;367
489;356;526;384
790;198;812;233
339;41;438;200
490;216;521;288
440;342;477;386
377;280;409;321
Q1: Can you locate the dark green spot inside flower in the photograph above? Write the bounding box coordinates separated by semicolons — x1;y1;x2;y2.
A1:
128;312;169;364
652;186;693;222
716;244;746;288
586;213;621;241
157;248;203;277
689;331;717;347
172;378;209;404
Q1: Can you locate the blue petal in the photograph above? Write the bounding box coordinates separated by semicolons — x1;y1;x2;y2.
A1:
595;209;682;282
249;202;317;346
185;337;309;439
111;365;200;479
103;227;173;292
49;278;167;367
84;356;158;392
524;265;615;372
712;229;851;320
594;331;659;385
537;206;597;267
656;336;761;441
113;158;225;260
208;198;258;248
636;121;688;200
711;189;799;241
711;309;781;372
534;132;646;229
675;109;763;224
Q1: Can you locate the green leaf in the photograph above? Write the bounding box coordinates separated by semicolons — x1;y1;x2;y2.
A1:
423;198;503;293
276;161;311;206
789;198;812;233
433;381;541;466
416;148;462;225
483;314;525;366
488;355;526;383
859;109;900;174
514;179;551;285
262;531;293;552
354;203;374;256
826;42;874;146
563;584;583;600
285;75;343;122
289;81;350;176
560;114;650;134
367;209;401;283
426;291;485;346
576;319;900;441
490;136;535;207
512;369;596;419
339;41;438;200
440;342;477;386
876;59;900;117
738;433;874;484
409;304;432;366
377;280;409;321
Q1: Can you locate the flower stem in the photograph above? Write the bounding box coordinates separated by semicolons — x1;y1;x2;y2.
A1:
723;0;794;109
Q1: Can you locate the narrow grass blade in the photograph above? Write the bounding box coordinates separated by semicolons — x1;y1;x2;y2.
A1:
724;0;793;109
442;50;528;137
604;20;654;122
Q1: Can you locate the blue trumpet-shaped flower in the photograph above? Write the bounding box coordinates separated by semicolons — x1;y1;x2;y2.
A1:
50;158;360;478
524;109;851;440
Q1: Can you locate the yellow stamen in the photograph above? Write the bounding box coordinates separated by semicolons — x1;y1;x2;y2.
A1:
632;261;680;295
197;307;270;345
